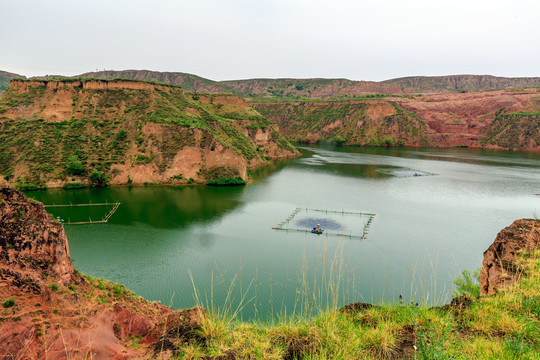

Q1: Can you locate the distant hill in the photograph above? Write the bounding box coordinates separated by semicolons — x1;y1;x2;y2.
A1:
4;69;535;98
382;75;540;93
68;69;231;93
0;71;25;93
223;75;540;98
2;70;539;152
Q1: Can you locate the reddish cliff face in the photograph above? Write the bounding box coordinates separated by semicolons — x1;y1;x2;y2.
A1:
0;188;206;359
480;219;540;296
398;89;540;149
8;78;177;93
0;188;75;286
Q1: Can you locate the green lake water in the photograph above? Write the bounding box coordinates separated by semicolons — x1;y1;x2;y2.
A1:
27;146;540;321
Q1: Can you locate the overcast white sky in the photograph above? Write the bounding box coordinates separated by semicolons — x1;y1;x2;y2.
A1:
1;0;539;81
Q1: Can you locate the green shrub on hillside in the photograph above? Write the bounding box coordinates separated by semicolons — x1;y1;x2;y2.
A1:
2;299;15;308
245;119;269;129
15;176;46;191
383;137;395;147
332;135;346;145
169;174;184;181
199;166;240;180
65;154;86;175
15;183;37;192
89;170;110;187
0;149;14;177
116;129;127;141
134;154;153;165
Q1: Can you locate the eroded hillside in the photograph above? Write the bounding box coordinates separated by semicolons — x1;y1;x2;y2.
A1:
252;89;540;150
0;79;298;189
252;99;434;147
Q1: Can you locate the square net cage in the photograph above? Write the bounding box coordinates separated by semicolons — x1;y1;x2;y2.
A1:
272;207;375;239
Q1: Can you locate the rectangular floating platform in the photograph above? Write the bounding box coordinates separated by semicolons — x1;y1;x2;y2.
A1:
43;202;121;225
271;226;365;239
273;207;375;240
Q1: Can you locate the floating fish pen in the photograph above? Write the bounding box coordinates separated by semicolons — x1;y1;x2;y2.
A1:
376;167;438;178
43;201;121;225
272;207;376;239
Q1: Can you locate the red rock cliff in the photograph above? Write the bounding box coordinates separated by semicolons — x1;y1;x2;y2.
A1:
9;78;178;93
480;219;540;296
0;188;206;359
0;187;75;286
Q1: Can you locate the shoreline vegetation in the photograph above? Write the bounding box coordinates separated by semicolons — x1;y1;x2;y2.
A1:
13;142;540;192
11;140;540;192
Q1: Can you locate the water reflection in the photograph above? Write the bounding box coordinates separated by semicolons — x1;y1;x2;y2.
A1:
249;156;296;182
27;185;245;229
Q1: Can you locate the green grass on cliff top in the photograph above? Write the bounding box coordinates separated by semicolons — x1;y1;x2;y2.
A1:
12;76;187;89
247;93;408;103
169;250;540;359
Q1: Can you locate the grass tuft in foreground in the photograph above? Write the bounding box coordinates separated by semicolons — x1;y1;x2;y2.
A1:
164;250;540;359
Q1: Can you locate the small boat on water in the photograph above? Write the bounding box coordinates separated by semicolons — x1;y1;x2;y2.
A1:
311;224;323;234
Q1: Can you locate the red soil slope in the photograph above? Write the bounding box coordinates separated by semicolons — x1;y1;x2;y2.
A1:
399;89;540;149
0;188;206;359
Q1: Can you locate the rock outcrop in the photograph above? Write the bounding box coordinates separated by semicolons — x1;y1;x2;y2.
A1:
480;219;540;296
0;188;75;286
0;188;206;359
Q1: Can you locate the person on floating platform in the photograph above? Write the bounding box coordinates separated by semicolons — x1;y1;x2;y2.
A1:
312;224;322;233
